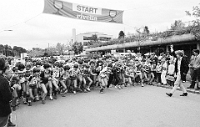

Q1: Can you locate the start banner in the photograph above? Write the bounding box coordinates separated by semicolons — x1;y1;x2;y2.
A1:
43;0;124;24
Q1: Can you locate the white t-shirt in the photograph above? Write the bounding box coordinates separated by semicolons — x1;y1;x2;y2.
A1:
177;57;182;73
168;64;175;75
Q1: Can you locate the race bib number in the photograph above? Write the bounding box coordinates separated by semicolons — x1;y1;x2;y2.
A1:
54;70;60;78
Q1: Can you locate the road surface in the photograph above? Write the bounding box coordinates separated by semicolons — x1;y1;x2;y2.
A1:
12;85;200;127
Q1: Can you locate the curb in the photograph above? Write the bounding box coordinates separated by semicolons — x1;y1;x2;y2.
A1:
152;84;200;94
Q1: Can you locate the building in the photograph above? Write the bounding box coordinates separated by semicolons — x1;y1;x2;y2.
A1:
86;34;200;59
72;28;76;43
76;32;113;44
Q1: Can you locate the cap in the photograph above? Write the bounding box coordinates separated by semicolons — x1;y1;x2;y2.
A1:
175;50;184;56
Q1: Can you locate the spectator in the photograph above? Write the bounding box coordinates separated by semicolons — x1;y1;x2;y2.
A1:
188;49;200;90
166;60;175;86
189;54;196;84
0;58;12;127
150;53;158;65
161;58;168;85
156;61;162;85
181;50;188;83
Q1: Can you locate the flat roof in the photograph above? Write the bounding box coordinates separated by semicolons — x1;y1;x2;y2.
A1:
86;34;196;52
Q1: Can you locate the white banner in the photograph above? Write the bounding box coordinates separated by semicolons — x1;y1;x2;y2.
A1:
43;0;124;24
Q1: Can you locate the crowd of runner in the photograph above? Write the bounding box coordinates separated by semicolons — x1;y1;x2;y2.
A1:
2;49;199;111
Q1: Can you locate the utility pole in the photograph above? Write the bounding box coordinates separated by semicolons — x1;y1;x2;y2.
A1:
48;43;50;56
123;27;126;53
5;46;8;57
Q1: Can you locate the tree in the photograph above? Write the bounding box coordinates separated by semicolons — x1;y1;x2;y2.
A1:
13;46;27;55
118;31;125;43
185;3;200;27
28;50;45;57
0;45;4;54
186;3;200;17
72;42;83;55
118;31;125;39
32;47;43;51
171;20;185;30
79;43;83;54
144;26;150;35
91;34;98;42
56;43;65;55
48;46;57;56
4;45;14;57
4;45;9;56
43;52;49;57
186;3;200;40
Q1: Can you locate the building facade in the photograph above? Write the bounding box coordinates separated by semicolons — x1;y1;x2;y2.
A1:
86;34;200;58
76;32;113;44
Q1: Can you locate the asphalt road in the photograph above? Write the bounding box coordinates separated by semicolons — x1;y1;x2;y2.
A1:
12;85;200;127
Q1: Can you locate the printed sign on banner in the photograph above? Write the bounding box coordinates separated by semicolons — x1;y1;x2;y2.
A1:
72;3;102;15
43;0;124;24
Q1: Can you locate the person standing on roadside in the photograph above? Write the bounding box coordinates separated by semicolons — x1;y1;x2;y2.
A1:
181;50;188;83
0;58;13;127
189;54;195;81
188;49;200;90
166;50;189;97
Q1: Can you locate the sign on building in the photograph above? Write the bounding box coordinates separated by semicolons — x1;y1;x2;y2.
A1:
111;50;116;54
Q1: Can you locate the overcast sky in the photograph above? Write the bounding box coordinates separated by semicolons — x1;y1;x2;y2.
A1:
0;0;199;50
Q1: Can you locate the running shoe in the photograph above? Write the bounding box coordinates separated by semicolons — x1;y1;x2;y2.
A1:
23;98;27;104
87;88;91;92
28;100;32;106
42;100;45;104
100;89;104;94
35;96;40;101
54;94;57;100
50;95;53;100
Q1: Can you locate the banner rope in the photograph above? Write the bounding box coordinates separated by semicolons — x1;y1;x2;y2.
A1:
0;13;42;33
124;2;168;11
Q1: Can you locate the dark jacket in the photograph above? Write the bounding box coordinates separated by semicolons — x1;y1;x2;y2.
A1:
175;57;189;80
0;74;12;117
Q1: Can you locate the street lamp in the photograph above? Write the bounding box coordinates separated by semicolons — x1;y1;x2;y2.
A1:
4;30;13;31
1;30;13;56
0;29;13;33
